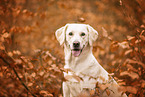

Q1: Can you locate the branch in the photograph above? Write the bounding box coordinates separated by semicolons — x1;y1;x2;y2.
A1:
0;50;37;97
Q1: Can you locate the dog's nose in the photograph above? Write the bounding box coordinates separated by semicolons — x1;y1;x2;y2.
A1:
73;41;80;48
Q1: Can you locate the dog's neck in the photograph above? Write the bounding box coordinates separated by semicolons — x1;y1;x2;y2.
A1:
64;44;93;71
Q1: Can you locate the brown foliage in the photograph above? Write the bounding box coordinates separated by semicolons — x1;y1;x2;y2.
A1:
0;0;145;96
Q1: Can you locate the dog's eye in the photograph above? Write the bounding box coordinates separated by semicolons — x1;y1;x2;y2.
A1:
81;32;85;36
69;32;73;36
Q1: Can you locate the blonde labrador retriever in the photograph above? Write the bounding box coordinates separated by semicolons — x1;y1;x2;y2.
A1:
55;23;127;97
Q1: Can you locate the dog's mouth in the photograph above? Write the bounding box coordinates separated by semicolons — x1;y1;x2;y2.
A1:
72;49;82;57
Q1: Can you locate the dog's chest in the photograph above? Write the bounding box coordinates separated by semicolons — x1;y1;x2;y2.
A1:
64;70;97;90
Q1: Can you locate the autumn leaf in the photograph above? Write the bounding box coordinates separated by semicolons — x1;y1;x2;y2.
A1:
106;89;111;96
102;27;108;37
0;0;144;96
65;74;83;82
2;33;10;38
127;36;136;41
124;49;133;55
140;35;145;41
110;41;119;52
40;90;53;97
14;59;22;65
98;83;111;91
120;71;139;79
31;72;36;77
126;86;138;94
90;89;95;95
118;41;129;49
126;59;145;69
27;83;33;87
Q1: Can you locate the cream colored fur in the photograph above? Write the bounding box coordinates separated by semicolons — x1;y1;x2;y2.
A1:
55;23;127;97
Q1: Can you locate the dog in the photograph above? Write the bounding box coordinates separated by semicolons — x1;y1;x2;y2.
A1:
55;23;127;97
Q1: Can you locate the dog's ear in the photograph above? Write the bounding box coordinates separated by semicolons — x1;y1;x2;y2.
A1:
87;25;98;46
55;24;68;45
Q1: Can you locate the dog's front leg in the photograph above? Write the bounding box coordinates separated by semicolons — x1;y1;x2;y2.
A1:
63;82;70;97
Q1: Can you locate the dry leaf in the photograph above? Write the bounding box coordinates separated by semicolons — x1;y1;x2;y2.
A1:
118;86;127;93
120;71;139;79
126;86;138;94
141;80;145;88
102;27;108;37
106;89;110;96
27;83;33;87
118;41;129;49
15;59;22;64
98;83;111;91
8;52;13;57
2;33;10;38
90;89;95;95
13;50;21;55
73;75;83;82
99;76;106;82
110;41;119;52
40;90;53;96
65;74;82;82
124;49;133;55
127;36;136;41
39;71;44;76
127;64;138;72
31;72;36;77
65;75;73;80
128;94;134;97
126;59;145;69
140;35;145;41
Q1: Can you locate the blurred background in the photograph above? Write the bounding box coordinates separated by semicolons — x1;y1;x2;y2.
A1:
0;0;145;96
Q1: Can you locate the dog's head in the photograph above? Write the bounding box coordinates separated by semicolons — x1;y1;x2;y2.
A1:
55;23;98;57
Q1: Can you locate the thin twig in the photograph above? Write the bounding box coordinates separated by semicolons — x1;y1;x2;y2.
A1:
0;52;37;97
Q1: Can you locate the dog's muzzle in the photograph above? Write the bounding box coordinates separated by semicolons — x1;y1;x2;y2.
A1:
72;41;82;57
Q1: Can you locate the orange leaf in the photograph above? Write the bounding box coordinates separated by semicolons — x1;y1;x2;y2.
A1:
140;35;145;41
127;36;136;41
110;41;119;52
102;27;108;37
118;41;129;49
120;71;139;79
90;89;95;95
98;83;111;91
126;86;138;94
106;89;110;96
2;33;10;38
15;59;22;64
124;49;133;55
126;59;145;69
31;72;36;77
27;83;33;87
